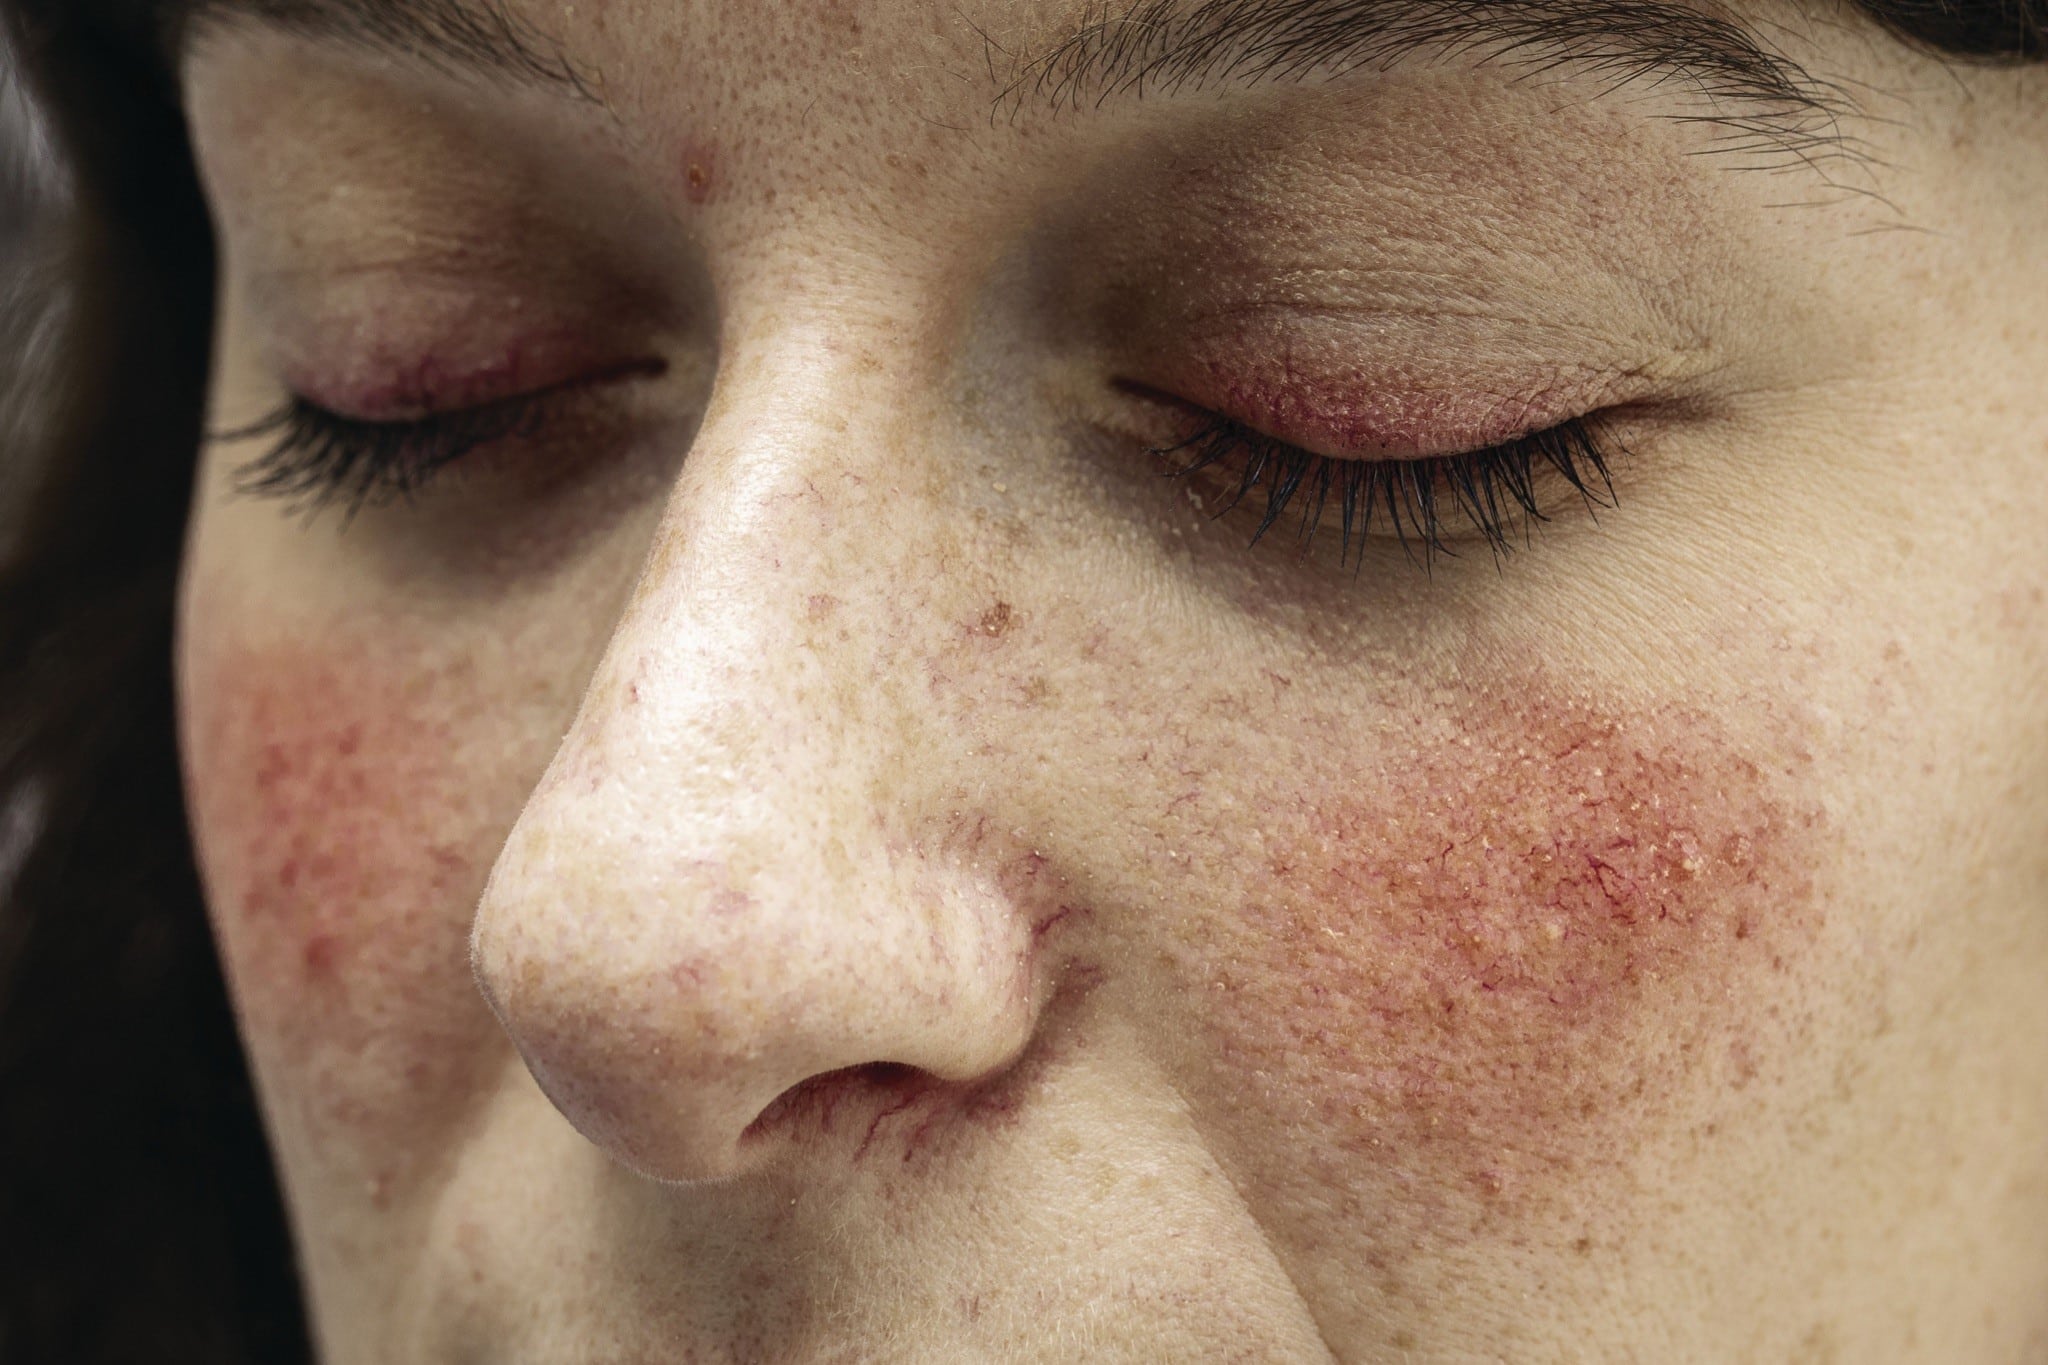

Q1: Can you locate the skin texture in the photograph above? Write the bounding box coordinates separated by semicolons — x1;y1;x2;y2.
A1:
176;1;2048;1359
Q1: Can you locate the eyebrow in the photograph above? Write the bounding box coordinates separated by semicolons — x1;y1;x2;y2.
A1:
171;0;592;94
995;0;1849;162
169;0;1853;162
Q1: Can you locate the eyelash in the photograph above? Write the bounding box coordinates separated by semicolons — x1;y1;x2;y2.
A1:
224;388;1622;563
1151;412;1621;565
223;391;552;516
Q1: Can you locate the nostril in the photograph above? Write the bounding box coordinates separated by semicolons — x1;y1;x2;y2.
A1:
741;1061;1023;1169
742;1062;929;1148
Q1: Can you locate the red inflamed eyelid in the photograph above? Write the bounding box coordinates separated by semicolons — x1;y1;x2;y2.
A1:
1140;339;1647;462
278;328;664;423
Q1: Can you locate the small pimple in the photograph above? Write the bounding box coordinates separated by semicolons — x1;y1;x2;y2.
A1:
677;141;720;205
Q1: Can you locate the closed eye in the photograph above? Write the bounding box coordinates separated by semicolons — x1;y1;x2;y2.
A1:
1151;409;1624;567
216;359;666;520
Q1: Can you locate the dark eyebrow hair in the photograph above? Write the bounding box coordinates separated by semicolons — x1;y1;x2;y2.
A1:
991;0;1854;164
170;0;591;94
169;0;1855;166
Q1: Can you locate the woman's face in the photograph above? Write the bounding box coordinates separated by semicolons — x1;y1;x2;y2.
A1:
175;0;2048;1357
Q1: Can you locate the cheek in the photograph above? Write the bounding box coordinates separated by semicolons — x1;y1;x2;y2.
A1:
1179;673;1832;1239
180;616;535;1188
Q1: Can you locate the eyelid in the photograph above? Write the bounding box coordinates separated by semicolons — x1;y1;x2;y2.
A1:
1112;375;1596;465
1139;347;1654;462
280;351;668;425
218;357;666;517
1107;294;1679;462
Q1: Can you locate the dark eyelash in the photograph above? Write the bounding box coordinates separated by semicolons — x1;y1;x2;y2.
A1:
221;384;1615;569
218;393;550;519
1151;413;1622;566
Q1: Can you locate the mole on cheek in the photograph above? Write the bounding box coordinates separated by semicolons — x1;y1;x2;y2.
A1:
1200;678;1831;1243
183;635;513;1181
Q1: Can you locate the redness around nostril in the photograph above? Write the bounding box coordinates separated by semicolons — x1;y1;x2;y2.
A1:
743;1062;930;1150
739;1058;1040;1171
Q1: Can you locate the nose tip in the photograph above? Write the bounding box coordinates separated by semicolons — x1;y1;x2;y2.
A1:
459;352;1070;1183
469;839;1044;1184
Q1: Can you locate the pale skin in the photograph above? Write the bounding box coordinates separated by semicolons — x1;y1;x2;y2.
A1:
173;0;2048;1358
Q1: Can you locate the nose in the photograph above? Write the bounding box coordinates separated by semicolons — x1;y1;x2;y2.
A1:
470;340;1049;1184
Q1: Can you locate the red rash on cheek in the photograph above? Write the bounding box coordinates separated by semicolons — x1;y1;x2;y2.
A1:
183;632;517;1186
1187;675;1830;1244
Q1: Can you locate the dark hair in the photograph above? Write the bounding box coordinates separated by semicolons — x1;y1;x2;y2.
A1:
0;4;310;1362
0;2;2039;1360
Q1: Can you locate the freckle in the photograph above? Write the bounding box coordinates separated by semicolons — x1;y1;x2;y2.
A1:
977;601;1014;637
